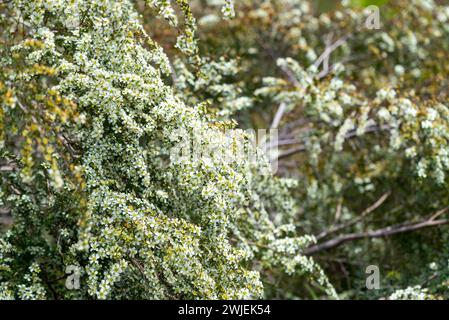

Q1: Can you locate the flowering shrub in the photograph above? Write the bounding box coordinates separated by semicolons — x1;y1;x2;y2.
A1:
0;0;335;300
1;0;449;300
171;0;449;298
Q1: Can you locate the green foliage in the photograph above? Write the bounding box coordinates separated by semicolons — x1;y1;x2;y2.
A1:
0;0;334;300
181;0;449;298
349;0;389;8
1;0;449;300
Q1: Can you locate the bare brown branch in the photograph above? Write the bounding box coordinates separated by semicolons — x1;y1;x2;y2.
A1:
305;212;449;255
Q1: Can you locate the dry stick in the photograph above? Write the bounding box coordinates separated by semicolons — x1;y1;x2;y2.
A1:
428;207;449;221
280;118;308;134
57;133;79;158
334;199;343;223
314;32;352;79
270;102;286;129
316;32;334;78
304;216;449;256
315;192;391;241
278;144;307;159
277;61;300;87
272;138;303;147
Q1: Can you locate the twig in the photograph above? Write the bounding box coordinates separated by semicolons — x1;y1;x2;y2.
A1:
271;102;286;129
0;163;16;172
278;145;307;159
305;210;449;255
334;199;343;223
313;32;351;79
315;192;391;241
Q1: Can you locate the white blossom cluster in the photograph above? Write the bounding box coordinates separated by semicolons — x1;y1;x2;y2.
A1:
388;286;432;300
173;57;253;118
256;55;449;185
187;0;449;299
0;0;336;300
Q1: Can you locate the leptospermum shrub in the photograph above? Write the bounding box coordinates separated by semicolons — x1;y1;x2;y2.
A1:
1;0;449;300
0;0;335;300
179;0;449;299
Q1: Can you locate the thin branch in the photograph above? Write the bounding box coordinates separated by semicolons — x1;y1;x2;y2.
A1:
271;138;303;147
0;164;16;172
271;102;287;129
428;207;449;221
278;145;307;160
313;33;352;78
315;192;391;241
316;32;334;78
280;118;308;135
305;213;449;256
334;199;343;223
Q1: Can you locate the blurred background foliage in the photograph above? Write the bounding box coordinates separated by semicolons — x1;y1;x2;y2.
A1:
139;0;449;299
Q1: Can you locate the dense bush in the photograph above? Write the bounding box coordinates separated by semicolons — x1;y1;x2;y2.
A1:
1;0;449;300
